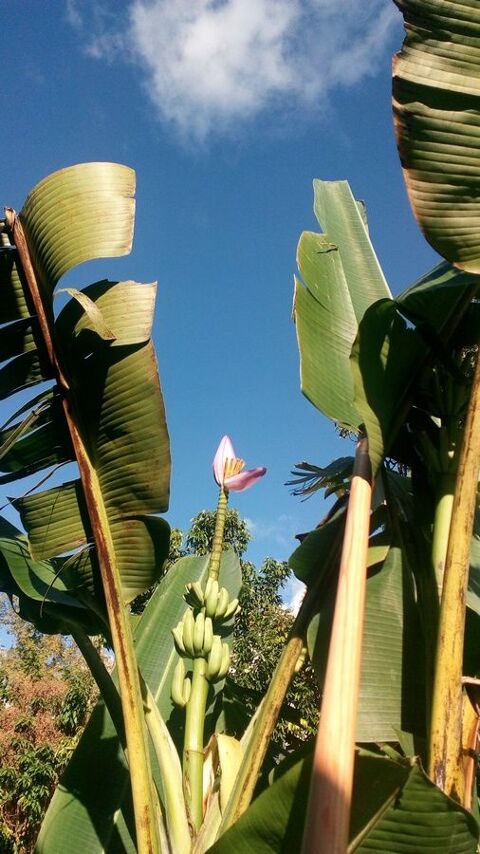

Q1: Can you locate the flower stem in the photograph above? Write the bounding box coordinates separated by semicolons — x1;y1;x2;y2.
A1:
207;487;228;581
183;657;210;832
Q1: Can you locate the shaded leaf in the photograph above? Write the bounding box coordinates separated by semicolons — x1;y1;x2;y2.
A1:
0;350;44;400
13;480;90;560
351;299;424;475
288;509;345;588
393;0;480;272
308;544;425;742
0;234;31;323
208;750;477;853
0;316;37;361
57;279;170;518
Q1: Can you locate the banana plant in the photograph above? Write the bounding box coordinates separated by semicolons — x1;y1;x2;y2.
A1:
0;163;171;853
393;0;480;806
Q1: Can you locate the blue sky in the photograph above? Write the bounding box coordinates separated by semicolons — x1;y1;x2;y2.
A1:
1;1;439;607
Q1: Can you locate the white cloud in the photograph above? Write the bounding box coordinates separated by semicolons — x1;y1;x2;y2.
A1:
65;0;83;30
83;0;400;142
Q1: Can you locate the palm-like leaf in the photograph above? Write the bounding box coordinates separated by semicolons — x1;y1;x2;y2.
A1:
37;551;242;854
393;0;480;272
293;180;391;429
1;162;170;851
1;163;170;606
208;749;478;853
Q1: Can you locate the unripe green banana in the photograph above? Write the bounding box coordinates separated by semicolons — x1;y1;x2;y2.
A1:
295;646;308;673
206;635;223;681
214;586;230;619
184;581;204;609
218;643;230;679
205;579;219;618
193;611;206;656
172;621;185;654
182;608;195;656
203;616;214;655
171;658;191;706
223;597;239;620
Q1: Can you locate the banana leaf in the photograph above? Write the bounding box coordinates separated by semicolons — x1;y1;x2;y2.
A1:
36;550;242;854
1;163;171;609
393;0;480;272
208;748;478;853
293;180;390;429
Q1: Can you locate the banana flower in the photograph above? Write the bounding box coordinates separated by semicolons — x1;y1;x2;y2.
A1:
213;435;266;492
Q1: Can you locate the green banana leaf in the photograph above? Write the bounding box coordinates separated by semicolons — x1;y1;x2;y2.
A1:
351;299;424;475
208;748;478;853
0;516;104;635
351;263;479;474
288;508;345;588
307;541;425;743
393;0;480;273
293;181;479;474
36;550;242;854
0;163;170;606
293;180;391;429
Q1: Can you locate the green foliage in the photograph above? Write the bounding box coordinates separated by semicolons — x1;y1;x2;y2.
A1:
293;180;390;430
130;526;185;615
186;509;251;557
209;748;478;853
0;164;171;611
232;557;319;753
37;551;242;854
0;597;98;852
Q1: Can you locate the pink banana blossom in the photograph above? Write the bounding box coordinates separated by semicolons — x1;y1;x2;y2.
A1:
213;435;266;493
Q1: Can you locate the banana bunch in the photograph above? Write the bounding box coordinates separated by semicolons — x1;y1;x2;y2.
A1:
205;635;230;683
171;657;191;707
172;609;214;658
184;578;239;622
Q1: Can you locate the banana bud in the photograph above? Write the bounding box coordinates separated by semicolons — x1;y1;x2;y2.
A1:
172;621;186;654
205;579;219;618
218;643;230;679
214;586;230;619
184;581;204;609
206;635;223;681
171;658;191;707
182;608;195;656
193;611;206;656
223;597;240;620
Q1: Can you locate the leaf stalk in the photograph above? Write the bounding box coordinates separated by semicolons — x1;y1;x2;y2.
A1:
7;211;161;854
302;436;372;854
428;349;480;802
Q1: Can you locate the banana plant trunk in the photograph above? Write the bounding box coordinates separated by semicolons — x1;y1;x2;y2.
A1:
302;436;372;854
